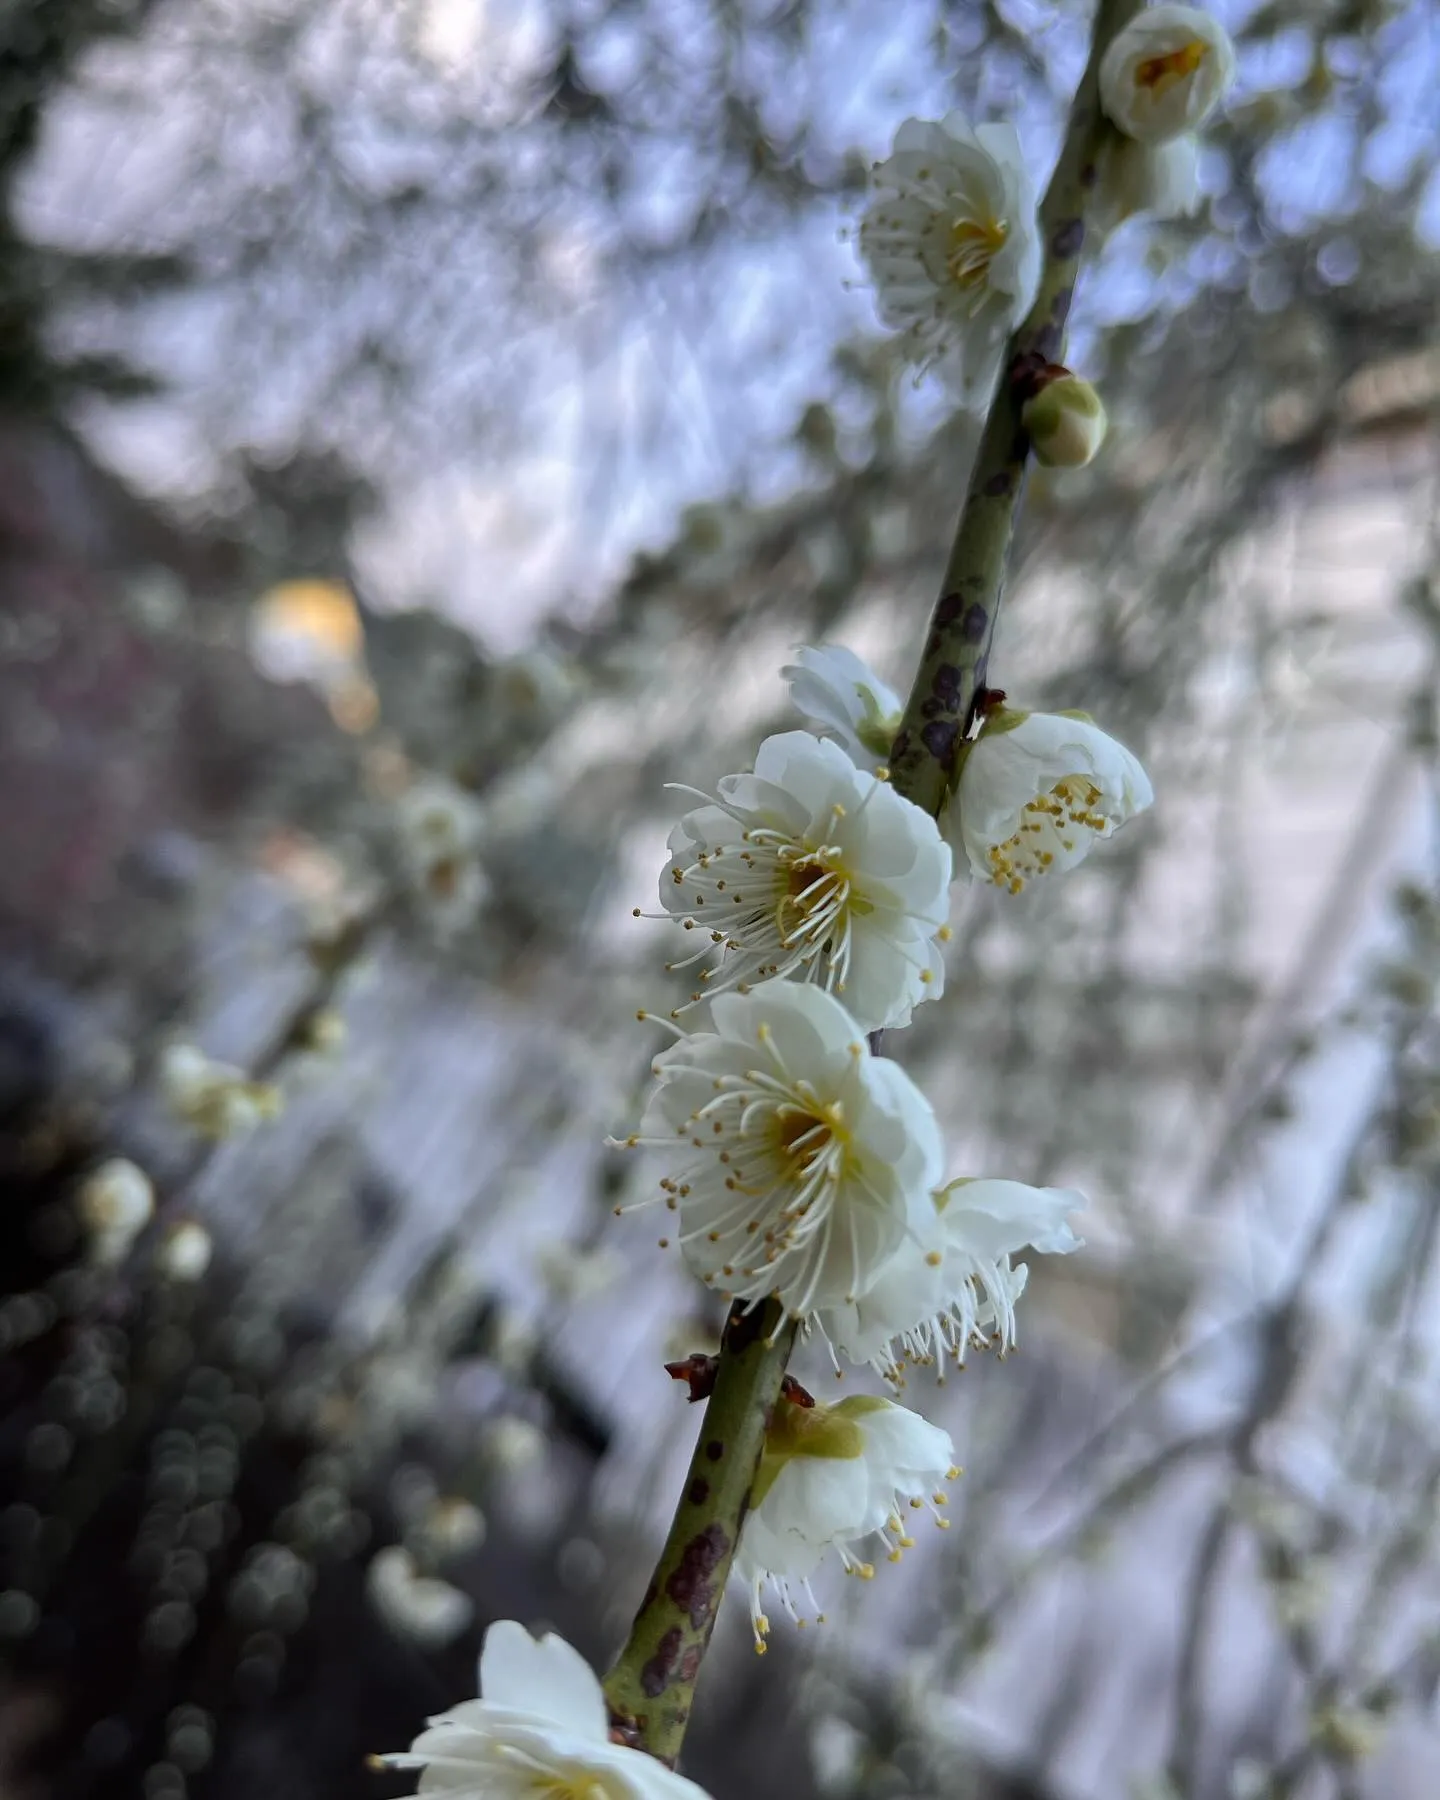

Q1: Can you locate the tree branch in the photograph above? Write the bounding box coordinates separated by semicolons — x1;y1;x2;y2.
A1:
603;1300;796;1763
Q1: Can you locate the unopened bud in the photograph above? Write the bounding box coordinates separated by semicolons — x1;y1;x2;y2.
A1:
1023;374;1108;469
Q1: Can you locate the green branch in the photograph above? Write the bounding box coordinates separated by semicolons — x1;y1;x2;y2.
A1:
888;0;1144;816
606;0;1142;1766
603;1301;796;1763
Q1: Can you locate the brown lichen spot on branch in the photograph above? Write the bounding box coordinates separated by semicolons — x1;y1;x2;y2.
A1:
641;1626;684;1699
665;1523;730;1631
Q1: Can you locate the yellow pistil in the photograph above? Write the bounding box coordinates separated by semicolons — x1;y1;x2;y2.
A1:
945;214;1008;290
1135;39;1207;98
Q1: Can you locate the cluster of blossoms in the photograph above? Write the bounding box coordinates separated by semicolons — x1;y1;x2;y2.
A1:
384;10;1215;1787
614;643;1150;1643
75;1158;214;1277
77;1157;155;1265
857;4;1234;457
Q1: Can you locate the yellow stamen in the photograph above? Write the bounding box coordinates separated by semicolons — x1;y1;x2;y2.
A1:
945;215;1008;290
1135;39;1207;98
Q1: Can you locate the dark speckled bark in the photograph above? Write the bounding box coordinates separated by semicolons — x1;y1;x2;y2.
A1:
603;1300;795;1763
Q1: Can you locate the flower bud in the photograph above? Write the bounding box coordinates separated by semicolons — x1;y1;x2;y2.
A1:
1023;374;1108;468
1100;4;1236;145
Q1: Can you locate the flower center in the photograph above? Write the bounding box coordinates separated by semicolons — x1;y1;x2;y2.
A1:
773;1098;850;1186
1135;39;1207;97
945;214;1008;290
984;773;1110;893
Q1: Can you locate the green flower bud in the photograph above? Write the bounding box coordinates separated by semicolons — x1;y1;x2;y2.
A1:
1023;374;1108;469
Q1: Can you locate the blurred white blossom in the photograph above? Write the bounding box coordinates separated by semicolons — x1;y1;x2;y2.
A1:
78;1158;154;1264
497;647;579;719
366;1545;474;1648
1100;5;1235;145
421;1497;487;1560
156;1219;213;1282
160;1044;281;1141
396;776;490;935
486;1415;546;1473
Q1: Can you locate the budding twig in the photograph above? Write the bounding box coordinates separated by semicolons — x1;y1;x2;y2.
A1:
888;0;1144;819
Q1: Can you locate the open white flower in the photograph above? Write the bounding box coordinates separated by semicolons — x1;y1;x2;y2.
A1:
1093;132;1201;232
736;1391;957;1647
379;1619;713;1799
397;776;490;935
859;112;1041;399
657;731;952;1033
820;1178;1084;1378
1100;5;1235;145
943;709;1153;891
782;645;903;775
619;983;943;1320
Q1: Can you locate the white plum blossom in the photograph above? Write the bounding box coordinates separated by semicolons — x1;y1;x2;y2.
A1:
619;983;943;1320
378;1619;714;1800
735;1391;957;1646
367;1545;474;1649
820;1178;1084;1379
420;1497;488;1559
159;1043;281;1141
942;709;1153;891
782;645;903;775
1093;131;1201;232
657;731;952;1033
859;111;1042;400
78;1157;155;1264
1100;5;1236;145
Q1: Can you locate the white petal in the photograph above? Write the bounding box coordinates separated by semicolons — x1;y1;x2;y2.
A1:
940;1179;1086;1260
478;1621;608;1742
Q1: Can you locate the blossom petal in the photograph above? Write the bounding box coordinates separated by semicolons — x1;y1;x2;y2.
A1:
477;1621;608;1742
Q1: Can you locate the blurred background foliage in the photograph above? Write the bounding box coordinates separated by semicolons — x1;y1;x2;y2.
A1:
1;0;1439;1796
